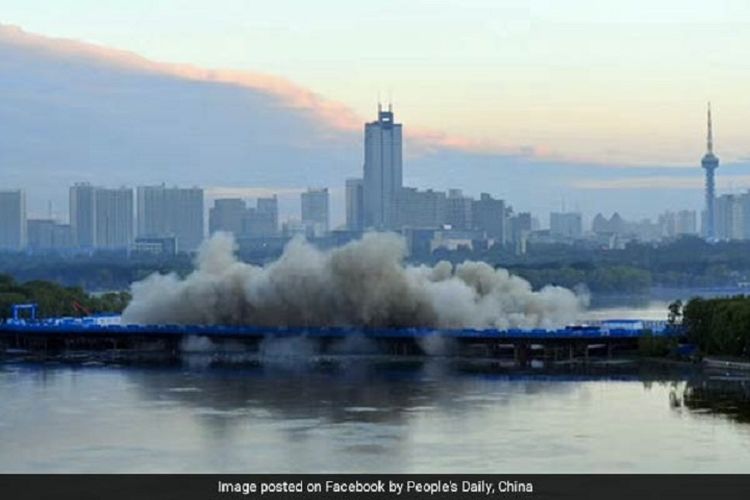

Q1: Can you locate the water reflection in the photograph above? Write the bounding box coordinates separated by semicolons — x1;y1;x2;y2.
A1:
3;356;750;472
125;358;604;427
680;374;750;424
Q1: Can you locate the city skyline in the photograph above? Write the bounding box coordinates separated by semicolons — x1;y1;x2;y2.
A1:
2;20;750;225
6;101;747;254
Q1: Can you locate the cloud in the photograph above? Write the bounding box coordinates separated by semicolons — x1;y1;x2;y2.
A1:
205;187;307;200
1;23;528;158
0;24;362;132
572;174;750;190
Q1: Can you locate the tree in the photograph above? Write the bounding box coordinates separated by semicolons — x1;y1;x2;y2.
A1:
667;299;683;325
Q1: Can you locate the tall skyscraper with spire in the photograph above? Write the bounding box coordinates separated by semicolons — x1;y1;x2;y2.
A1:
702;102;719;240
363;103;402;230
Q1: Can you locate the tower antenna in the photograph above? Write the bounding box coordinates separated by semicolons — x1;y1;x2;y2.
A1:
707;102;713;154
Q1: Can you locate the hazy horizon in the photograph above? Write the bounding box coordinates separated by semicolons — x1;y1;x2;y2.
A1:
2;3;750;225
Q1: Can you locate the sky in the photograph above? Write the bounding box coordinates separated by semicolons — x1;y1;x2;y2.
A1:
2;1;750;224
3;0;750;166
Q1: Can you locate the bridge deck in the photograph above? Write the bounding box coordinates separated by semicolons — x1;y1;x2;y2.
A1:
0;319;677;342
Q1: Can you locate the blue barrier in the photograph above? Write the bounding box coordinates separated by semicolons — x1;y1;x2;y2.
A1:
0;317;681;340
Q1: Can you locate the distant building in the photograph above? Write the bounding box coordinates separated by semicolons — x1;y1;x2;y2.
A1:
430;229;482;252
402;227;437;257
363;105;402;229
137;185;204;252
445;189;473;230
132;236;177;257
255;196;279;236
301;188;329;235
0;190;26;250
659;210;697;238
509;212;532;254
592;212;626;236
281;219;310;238
741;192;750;240
345;178;364;231
209;198;246;236
394;187;446;229
94;187;133;249
69;183;96;249
715;194;743;241
26;219;55;250
550;212;582;239
209;196;278;239
472;193;507;243
27;219;73;251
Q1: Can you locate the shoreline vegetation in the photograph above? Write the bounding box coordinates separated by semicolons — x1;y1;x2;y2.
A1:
0;274;130;319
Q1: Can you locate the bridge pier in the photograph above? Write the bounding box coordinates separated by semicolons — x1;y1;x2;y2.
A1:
514;342;529;367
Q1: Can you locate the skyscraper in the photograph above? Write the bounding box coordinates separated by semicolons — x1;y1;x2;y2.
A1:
301;188;330;235
0;190;26;250
715;194;742;241
363;104;402;230
472;193;507;243
702;103;719;240
137;185;204;251
255;196;279;236
69;183;96;249
345;178;364;231
209;198;246;236
94;187;133;249
445;189;473;230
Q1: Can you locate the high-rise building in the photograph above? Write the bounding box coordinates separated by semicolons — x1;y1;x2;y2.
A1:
0;190;26;250
209;199;246;236
394;187;446;229
472;193;507;243
209;196;278;239
509;212;532;254
69;183;96;249
94;187;133;249
363;104;402;229
740;192;750;240
702;103;719;240
345;178;365;231
445;189;473;230
301;188;330;235
550;212;583;239
137;185;204;251
715;194;743;241
254;196;279;237
659;210;698;238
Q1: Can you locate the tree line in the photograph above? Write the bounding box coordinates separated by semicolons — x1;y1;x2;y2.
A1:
0;274;130;320
680;296;750;358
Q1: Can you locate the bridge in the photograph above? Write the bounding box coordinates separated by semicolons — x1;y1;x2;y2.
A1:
0;305;681;363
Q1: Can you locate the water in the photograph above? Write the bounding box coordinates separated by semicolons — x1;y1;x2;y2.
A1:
2;299;750;473
2;357;750;473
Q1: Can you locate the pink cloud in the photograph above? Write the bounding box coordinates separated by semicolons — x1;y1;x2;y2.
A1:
1;23;539;160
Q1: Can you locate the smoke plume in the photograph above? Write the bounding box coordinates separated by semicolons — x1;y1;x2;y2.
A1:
122;232;587;329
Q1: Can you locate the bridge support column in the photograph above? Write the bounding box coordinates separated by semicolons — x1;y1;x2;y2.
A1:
514;343;528;367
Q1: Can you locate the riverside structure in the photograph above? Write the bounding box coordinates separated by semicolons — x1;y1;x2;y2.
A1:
0;305;678;363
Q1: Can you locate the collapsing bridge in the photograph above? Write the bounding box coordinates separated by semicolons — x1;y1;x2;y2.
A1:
0;305;680;363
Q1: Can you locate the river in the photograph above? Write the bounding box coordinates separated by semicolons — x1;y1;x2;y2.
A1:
1;301;750;473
